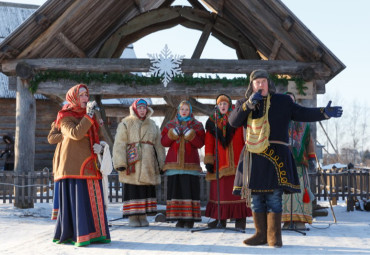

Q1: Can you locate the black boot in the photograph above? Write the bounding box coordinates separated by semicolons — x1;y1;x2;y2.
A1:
175;220;185;228
235;218;246;230
184;221;194;229
207;219;226;228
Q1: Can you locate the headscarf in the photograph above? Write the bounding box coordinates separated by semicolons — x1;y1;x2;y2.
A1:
210;94;233;137
176;100;193;122
55;84;88;126
132;98;148;120
55;84;100;153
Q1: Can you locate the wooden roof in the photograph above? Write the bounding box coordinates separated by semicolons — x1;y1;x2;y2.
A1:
0;0;345;84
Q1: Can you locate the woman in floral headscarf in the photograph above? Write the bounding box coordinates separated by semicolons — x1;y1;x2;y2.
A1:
204;94;252;230
113;99;165;227
52;84;110;246
161;101;205;229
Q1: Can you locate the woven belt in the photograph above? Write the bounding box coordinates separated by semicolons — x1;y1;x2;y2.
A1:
269;140;289;146
128;141;154;146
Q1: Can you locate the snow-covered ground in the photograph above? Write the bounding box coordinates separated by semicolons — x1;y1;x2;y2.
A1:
0;200;369;255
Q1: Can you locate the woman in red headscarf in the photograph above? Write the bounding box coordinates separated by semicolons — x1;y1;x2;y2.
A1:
113;99;165;227
52;84;110;246
204;94;252;230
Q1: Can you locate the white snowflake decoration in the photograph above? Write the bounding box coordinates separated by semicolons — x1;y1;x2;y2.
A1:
147;44;185;87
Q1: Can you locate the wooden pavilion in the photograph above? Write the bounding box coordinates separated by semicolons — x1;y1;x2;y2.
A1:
0;0;345;208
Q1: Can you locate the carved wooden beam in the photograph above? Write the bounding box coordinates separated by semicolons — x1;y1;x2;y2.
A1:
191;22;213;59
56;32;86;58
3;58;330;78
8;79;249;98
17;1;90;59
269;40;282;60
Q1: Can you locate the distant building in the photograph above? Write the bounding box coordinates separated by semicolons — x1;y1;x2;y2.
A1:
0;2;142;170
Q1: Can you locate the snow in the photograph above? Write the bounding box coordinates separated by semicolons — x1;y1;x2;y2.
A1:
321;163;348;170
0;201;369;255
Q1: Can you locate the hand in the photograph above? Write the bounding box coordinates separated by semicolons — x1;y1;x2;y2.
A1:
86;101;98;118
93;143;103;154
205;164;214;173
324;101;343;118
248;91;263;106
308;158;316;172
183;127;191;136
172;128;180;137
116;167;126;172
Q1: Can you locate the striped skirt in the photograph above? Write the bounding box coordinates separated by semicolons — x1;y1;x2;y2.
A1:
122;183;157;216
53;178;111;246
166;174;201;222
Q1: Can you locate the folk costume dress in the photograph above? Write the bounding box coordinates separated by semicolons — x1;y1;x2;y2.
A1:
113;100;165;218
204;98;252;221
282;122;315;224
230;93;327;204
161;102;205;224
52;84;110;246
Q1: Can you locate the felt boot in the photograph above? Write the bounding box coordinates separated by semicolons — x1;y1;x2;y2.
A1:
243;212;267;246
128;215;141;227
267;212;283;248
138;214;149;227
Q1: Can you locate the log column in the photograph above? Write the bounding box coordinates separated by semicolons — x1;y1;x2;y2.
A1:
14;63;36;209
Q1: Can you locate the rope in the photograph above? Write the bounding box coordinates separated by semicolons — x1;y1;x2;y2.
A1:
0;182;54;188
318;121;342;163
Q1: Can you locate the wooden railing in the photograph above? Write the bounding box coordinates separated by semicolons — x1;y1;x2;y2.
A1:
309;168;370;201
0;171;210;206
1;169;368;204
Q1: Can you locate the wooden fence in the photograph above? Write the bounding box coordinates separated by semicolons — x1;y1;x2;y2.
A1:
309;168;370;201
1;169;369;205
0;171;210;205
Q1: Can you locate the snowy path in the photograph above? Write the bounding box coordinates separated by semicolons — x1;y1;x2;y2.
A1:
0;201;369;255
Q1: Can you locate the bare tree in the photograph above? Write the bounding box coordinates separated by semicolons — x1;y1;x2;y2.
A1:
359;103;369;159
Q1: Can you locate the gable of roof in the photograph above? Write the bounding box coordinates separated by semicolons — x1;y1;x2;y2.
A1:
0;0;345;84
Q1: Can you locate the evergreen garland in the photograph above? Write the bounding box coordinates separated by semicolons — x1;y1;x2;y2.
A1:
29;70;308;95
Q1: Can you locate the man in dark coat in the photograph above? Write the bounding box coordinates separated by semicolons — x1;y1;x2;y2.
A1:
229;69;342;247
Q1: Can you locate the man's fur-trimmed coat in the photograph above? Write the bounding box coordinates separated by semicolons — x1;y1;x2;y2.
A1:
113;106;165;185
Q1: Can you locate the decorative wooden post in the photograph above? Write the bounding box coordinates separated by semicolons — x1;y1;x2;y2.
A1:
14;63;36;209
